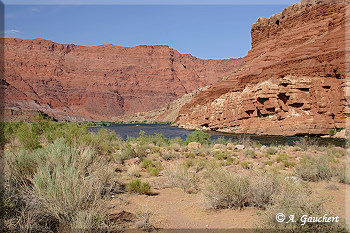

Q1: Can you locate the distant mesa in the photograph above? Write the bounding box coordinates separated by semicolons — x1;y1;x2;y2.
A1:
2;37;243;121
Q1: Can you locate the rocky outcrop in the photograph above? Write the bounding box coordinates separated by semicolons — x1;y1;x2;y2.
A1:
1;38;243;121
175;2;347;136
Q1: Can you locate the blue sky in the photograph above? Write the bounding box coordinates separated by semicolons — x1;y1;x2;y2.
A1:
4;2;299;59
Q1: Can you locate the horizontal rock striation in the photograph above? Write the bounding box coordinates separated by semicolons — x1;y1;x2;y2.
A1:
175;2;347;136
1;38;243;121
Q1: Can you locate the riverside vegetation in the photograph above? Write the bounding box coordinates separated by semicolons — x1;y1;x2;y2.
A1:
0;115;349;232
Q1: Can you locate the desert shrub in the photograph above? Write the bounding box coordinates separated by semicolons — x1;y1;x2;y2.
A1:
169;143;182;152
151;146;161;154
4;138;113;231
244;149;257;159
275;153;295;168
130;131;169;148
333;165;350;185
184;152;196;159
275;153;289;163
282;160;296;168
126;179;151;195
161;151;179;161
169;137;184;146
193;159;210;172
265;160;273;166
203;169;250;209
237;135;253;148
15;123;41;151
327;147;345;158
147;167;160;177
127;164;141;177
252;141;263;149
249;171;280;208
181;158;209;173
182;159;195;168
118;143;137;162
71;211;107;231
212;136;232;145
214;152;228;160
185;130;211;145
164;164;199;193
240;161;251;169
295;154;332;182
266;147;278;155
153;161;163;170
198;144;216;157
140;158;162;176
133;143;152;158
141;158;154;169
224;157;237;166
256;179;348;232
90;128;121;155
294;137;319;151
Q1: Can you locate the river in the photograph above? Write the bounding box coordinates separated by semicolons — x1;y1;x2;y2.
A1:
88;124;346;147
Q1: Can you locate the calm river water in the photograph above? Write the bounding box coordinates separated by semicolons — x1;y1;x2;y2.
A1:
88;124;346;147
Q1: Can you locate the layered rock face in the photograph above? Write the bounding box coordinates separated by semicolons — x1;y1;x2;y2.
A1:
176;2;347;136
1;38;243;121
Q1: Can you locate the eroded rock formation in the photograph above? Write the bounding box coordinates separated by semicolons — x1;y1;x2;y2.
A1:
1;38;243;121
175;2;348;136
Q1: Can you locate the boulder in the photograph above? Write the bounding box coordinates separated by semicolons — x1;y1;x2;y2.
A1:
235;145;245;150
187;142;201;150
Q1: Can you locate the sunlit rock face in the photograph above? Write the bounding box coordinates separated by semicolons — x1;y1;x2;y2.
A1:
175;2;347;136
1;38;243;121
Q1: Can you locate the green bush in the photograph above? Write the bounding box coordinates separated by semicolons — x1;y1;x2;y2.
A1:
118;143;137;162
141;158;154;169
15;123;41;150
185;130;211;145
126;179;151;194
147;167;160;176
129;131;169;148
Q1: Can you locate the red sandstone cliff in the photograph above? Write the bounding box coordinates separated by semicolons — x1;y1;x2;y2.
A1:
175;1;348;136
1;38;243;121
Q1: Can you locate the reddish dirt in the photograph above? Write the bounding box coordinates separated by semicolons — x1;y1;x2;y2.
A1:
1;38;243;121
175;1;347;136
118;188;258;229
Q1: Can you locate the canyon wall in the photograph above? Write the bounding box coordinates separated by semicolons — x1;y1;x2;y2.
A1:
1;38;243;121
175;2;348;136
